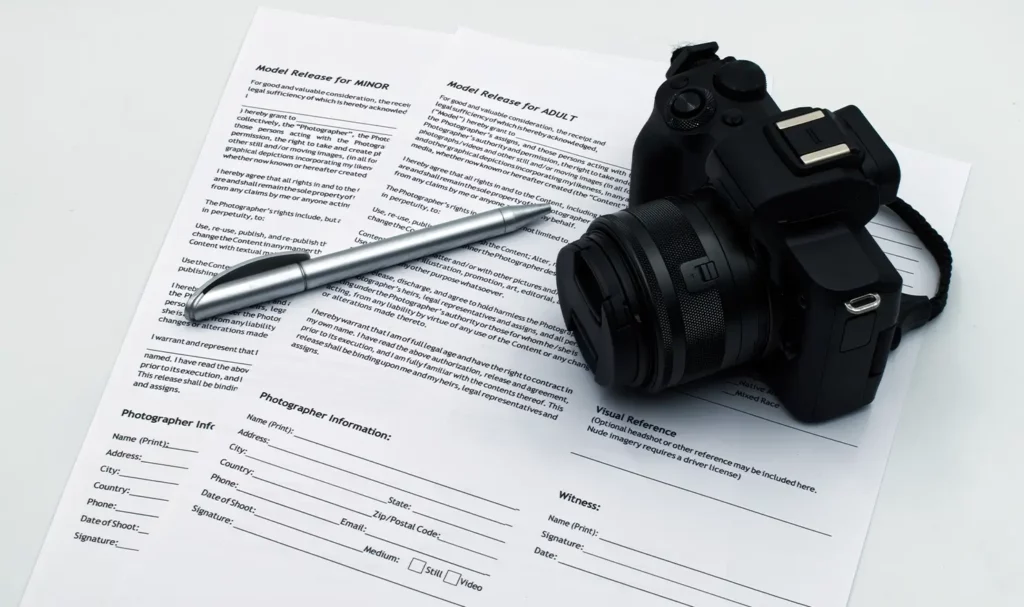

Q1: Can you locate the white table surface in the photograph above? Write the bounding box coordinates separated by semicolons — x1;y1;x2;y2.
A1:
2;1;1021;605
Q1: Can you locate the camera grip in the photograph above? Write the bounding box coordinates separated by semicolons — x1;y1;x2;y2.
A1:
768;225;902;422
628;118;705;206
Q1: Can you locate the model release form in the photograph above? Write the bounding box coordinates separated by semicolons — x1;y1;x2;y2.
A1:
17;8;450;607
113;30;968;607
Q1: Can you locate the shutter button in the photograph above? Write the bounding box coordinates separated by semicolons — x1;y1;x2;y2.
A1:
671;91;704;118
666;88;716;130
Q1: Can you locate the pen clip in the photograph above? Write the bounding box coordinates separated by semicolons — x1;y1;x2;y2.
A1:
187;250;311;306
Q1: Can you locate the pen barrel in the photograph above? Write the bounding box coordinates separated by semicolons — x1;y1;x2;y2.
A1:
301;208;510;289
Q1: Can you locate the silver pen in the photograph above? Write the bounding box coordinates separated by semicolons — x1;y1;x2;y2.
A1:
184;203;551;322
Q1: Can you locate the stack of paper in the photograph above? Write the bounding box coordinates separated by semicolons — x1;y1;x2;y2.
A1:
18;8;969;607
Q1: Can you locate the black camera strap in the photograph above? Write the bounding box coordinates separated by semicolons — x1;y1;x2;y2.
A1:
887;197;953;349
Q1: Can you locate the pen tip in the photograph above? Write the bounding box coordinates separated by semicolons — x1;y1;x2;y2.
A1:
184;293;205;322
503;203;551;232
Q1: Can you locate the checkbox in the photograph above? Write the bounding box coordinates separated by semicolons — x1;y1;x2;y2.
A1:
408;558;426;573
444;570;461;586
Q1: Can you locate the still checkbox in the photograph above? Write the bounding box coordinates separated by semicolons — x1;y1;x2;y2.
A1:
444;570;461;585
408;558;426;573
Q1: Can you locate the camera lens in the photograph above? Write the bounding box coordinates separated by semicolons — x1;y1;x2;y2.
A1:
555;195;773;392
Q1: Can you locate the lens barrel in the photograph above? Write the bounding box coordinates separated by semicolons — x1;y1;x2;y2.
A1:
556;195;772;392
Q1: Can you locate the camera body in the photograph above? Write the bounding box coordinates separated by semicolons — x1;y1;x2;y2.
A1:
556;42;906;422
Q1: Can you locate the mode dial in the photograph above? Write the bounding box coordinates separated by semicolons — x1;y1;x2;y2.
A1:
713;60;767;101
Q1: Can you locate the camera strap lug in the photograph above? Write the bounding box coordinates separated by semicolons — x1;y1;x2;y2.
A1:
845;293;881;315
890;294;932;350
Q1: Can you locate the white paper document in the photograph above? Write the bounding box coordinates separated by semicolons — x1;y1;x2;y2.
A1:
112;29;969;607
18;9;451;606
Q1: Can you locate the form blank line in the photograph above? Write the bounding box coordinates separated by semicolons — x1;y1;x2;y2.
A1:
560;561;694;606
881;250;919;263
236;489;337;525
268;445;512;527
296;435;519;511
240;105;395;130
365;534;490;577
871;233;922;250
163;445;199;454
129;494;169;502
115;545;139;552
246;455;386;504
115;509;159;519
683;391;857;448
438;538;498;561
583;550;750;607
254;514;361;552
572;452;831;537
121;475;178;486
870;220;915;234
413;511;505;544
144;348;250;366
141;460;189;470
254;476;371;518
600;538;812;607
235;527;465;607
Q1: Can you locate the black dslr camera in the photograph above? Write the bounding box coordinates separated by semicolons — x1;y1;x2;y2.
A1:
555;42;951;422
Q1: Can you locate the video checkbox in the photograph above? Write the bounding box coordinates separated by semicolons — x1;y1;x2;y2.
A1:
444;570;462;586
408;558;426;573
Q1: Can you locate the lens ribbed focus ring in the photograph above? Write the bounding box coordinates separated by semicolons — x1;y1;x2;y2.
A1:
607;214;674;382
626;200;726;382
